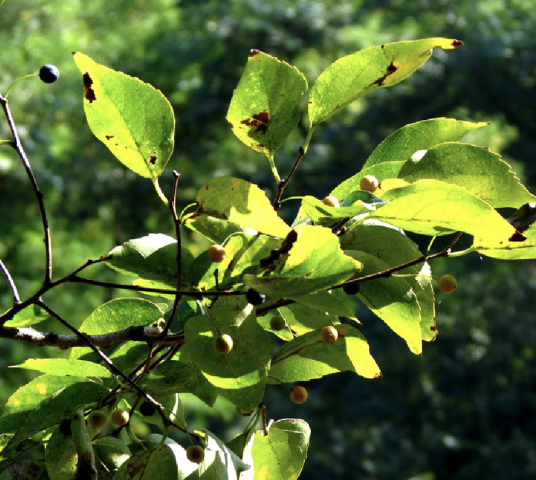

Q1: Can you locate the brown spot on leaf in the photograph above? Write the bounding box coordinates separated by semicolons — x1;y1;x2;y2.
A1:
82;73;96;103
249;49;260;58
105;135;114;140
509;231;527;242
451;39;463;49
149;156;157;165
430;325;437;331
374;61;398;86
253;111;269;123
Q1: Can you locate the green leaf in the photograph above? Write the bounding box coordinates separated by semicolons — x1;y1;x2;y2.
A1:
353;251;423;354
93;437;130;472
184;214;246;245
398;142;536;208
114;444;183;480
184;298;271;412
195;177;290;237
107;233;194;287
474;222;536;260
12;359;112;378
289;290;357;319
189;233;279;292
0;376;88;433
45;428;78;480
174;348;218;407
331;118;487;199
187;431;251;480
72;52;175;180
371;179;522;243
79;298;164;334
268;325;380;383
144;361;199;396
244;224;362;296
250;419;310;480
3;305;49;328
300;195;379;225
308;38;462;128
227;50;307;158
341;221;436;341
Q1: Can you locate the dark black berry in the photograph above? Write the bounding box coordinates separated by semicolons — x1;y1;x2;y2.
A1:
39;64;60;84
246;288;265;306
342;282;360;295
139;401;156;417
59;419;72;436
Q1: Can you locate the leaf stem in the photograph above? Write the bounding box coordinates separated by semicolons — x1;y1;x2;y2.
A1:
267;153;282;186
0;258;20;304
4;73;38;99
153;179;169;206
273;146;305;210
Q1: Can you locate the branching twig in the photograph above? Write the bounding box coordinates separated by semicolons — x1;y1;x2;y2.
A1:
273;147;305;210
0;324;184;348
0;258;20;304
0;94;53;285
36;301;187;433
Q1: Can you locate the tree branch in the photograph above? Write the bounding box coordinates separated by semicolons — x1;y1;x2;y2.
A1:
0;258;20;304
0;94;53;285
273;146;305;210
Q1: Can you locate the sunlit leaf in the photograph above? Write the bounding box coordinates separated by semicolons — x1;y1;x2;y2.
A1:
3;305;49;328
309;39;462;127
195;177;290;237
45;428;78;480
12;358;112;378
73;52;175;180
227;50;307;158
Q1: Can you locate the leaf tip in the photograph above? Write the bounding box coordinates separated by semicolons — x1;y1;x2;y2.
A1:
451;39;463;49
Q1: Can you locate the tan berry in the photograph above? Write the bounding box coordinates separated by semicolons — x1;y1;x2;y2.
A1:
111;409;130;427
321;325;339;344
322;196;340;208
438;274;457;294
186;444;205;464
208;244;226;262
290;386;308;405
214;334;233;354
87;410;108;431
360;175;379;193
270;315;286;331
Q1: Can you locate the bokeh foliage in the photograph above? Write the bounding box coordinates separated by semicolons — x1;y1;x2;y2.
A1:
1;1;536;478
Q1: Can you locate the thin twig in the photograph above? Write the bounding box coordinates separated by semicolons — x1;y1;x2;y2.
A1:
0;94;53;285
36;301;187;432
0;324;184;348
0;258;20;304
273;147;305;210
161;171;182;338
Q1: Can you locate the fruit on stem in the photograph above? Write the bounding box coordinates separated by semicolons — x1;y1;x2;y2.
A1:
321;325;339;344
208;244;226;263
360;175;379;193
270;315;286;331
246;289;265;306
438;274;457;294
186;445;205;464
214;333;234;354
290;386;309;404
322;196;340;208
87;410;108;431
39;64;60;84
111;409;130;427
139;401;157;417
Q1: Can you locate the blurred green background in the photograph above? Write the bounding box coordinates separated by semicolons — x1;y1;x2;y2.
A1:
1;1;536;478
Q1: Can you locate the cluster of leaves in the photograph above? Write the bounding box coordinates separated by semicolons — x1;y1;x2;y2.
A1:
1;35;536;479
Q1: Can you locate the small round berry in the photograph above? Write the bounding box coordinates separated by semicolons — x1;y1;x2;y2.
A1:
39;64;60;84
438;274;457;294
214;334;233;354
342;282;360;295
186;444;205;464
270;315;286;331
321;325;339;344
246;289;265;306
208;244;226;263
87;410;108;431
111;409;130;427
59;419;72;436
322;196;340;208
139;401;157;417
290;386;308;405
360;175;379;193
